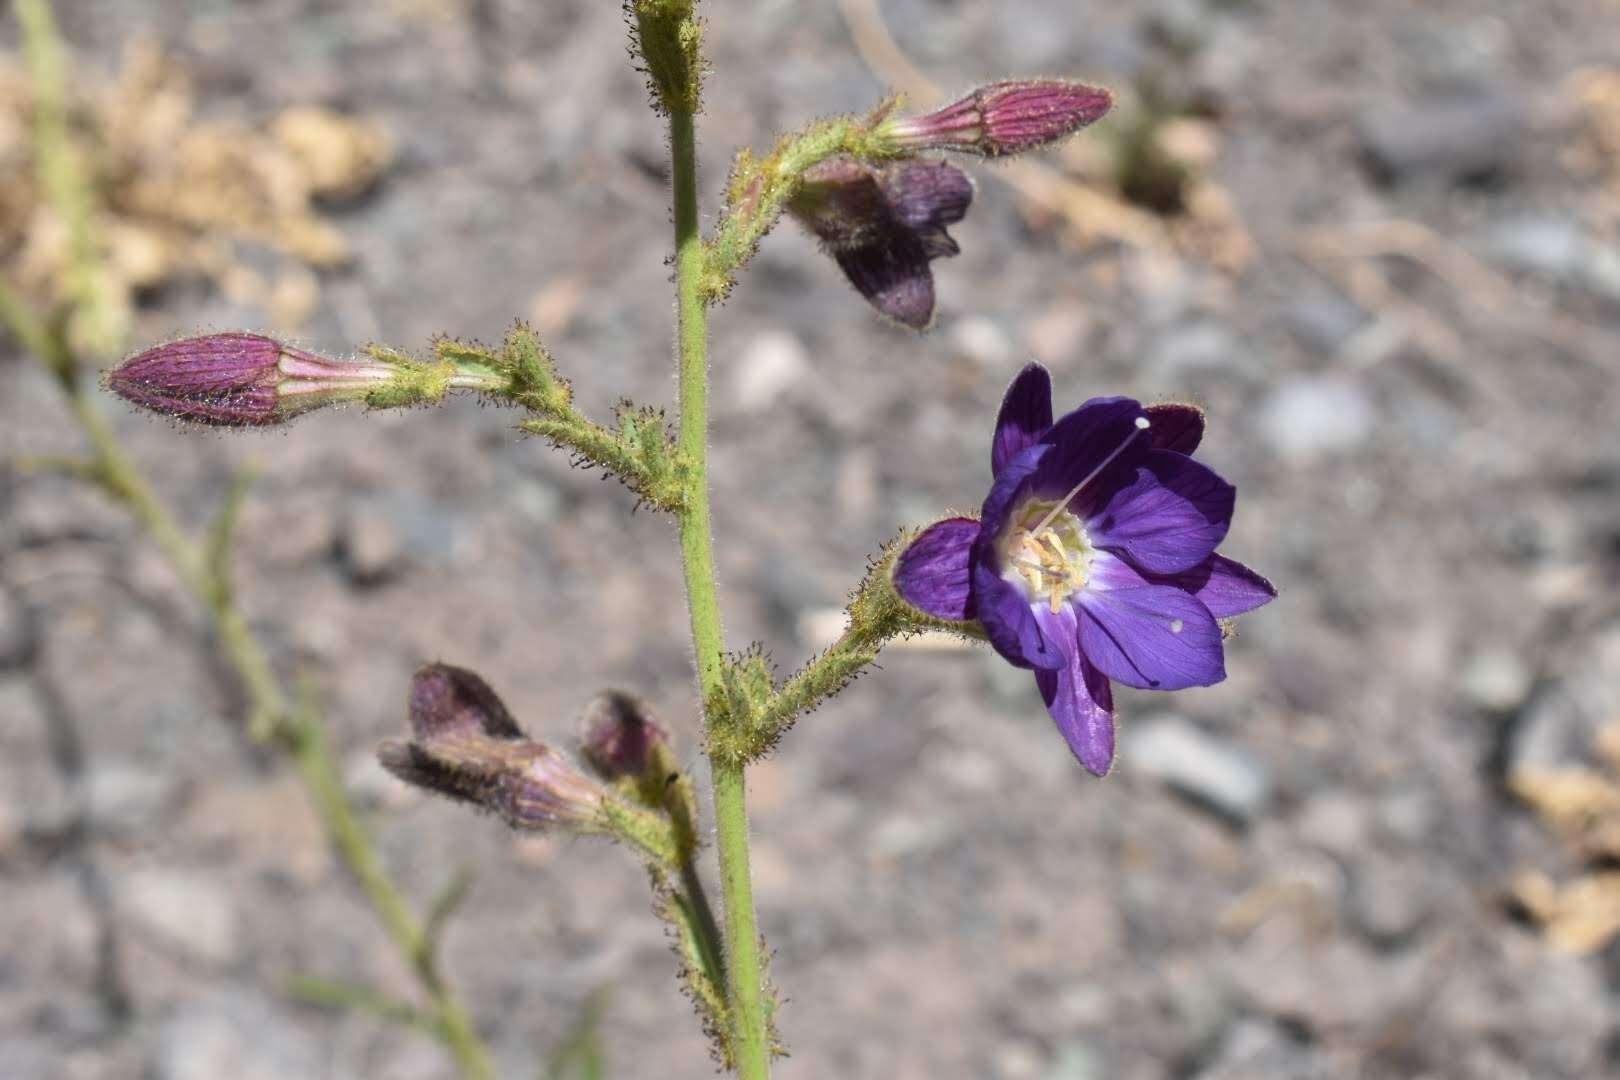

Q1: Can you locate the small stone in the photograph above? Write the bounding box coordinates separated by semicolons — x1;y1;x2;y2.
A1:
1124;716;1271;825
730;329;808;413
948;315;1014;370
1283;290;1370;357
121;868;239;965
343;746;418;811
1349;856;1430;945
0;587;36;669
1458;645;1534;713
1295;790;1370;859
337;501;408;586
1483;217;1586;279
1257;374;1375;461
1149;320;1242;379
153;991;321;1080
1359;88;1526;185
84;761;184;835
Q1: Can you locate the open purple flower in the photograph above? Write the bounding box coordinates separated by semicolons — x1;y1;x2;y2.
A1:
891;363;1274;776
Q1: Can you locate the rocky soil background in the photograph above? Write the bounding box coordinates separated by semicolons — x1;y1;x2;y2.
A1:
3;1;1620;1078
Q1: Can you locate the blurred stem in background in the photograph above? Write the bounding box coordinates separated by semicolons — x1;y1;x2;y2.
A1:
1;3;494;1077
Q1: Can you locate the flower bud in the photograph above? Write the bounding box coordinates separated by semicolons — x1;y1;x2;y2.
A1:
105;332;499;427
378;663;614;833
104;333;401;427
787;158;973;329
879;80;1113;158
578;690;670;782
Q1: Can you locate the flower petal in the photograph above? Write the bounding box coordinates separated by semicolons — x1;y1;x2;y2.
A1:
972;558;1063;670
1029;396;1151;511
1144;402;1204;454
1088;449;1235;575
1153;554;1277;619
977;441;1048;541
893;517;980;621
1073;553;1225;690
1032;605;1117;776
834;236;937;329
991;363;1053;477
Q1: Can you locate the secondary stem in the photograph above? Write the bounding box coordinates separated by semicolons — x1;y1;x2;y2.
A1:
39;362;495;1080
669;108;773;1078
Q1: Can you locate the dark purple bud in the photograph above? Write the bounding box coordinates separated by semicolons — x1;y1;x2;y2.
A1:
578;690;670;782
881;80;1113;157
787;158;974;329
379;664;613;833
105;333;399;427
408;662;523;741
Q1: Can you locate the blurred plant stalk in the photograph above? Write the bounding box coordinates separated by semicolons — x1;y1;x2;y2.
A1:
0;4;494;1077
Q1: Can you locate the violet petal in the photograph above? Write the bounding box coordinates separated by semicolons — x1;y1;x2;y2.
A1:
1074;553;1225;690
991;363;1053;477
1154;554;1277;619
893;516;981;621
1032;605;1117;776
972;559;1063;671
1028;396;1150;511
1087;449;1234;576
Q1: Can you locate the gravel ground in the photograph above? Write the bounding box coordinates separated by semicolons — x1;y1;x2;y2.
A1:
3;2;1620;1078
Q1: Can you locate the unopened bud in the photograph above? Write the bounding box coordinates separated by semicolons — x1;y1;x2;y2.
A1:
879;80;1112;158
787;158;974;329
578;690;670;781
105;333;494;427
378;663;613;833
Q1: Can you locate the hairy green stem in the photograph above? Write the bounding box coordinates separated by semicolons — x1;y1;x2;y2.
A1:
670;108;773;1077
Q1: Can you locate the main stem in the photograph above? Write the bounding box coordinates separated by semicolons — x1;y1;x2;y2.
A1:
669;108;772;1078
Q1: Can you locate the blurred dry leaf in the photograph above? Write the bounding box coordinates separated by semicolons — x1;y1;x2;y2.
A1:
1510;722;1620;953
1565;66;1620;197
0;39;392;334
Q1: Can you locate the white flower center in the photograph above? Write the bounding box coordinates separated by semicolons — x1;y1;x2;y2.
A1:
1004;500;1096;614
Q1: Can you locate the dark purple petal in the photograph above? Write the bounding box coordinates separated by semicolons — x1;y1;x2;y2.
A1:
1154;554;1277;619
1032;605;1117;776
893;517;981;621
977;442;1048;544
1073;554;1225;691
1087;449;1235;576
1144;402;1204;455
578;691;669;781
991;363;1053;477
1028;396;1150;511
409;663;524;741
878;160;973;238
972;559;1063;671
834;236;937;329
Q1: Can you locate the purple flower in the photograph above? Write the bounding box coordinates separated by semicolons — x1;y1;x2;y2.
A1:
891;364;1274;776
787;157;973;329
880;80;1114;158
105;332;401;427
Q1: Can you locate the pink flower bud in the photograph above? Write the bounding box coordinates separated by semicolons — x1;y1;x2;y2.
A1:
105;333;400;427
882;80;1113;158
578;690;670;781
